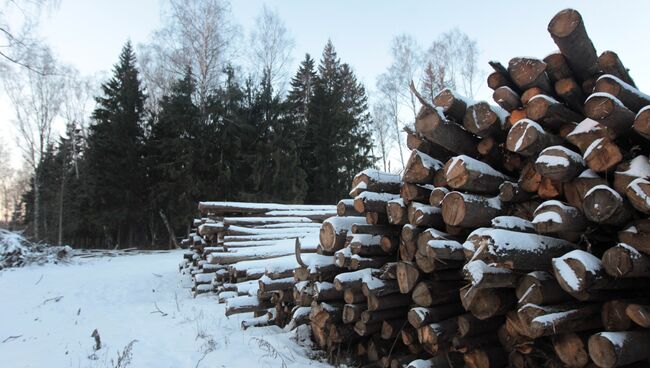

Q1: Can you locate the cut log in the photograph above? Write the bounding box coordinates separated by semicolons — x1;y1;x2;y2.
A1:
528;303;602;338
362;278;400;298
588;331;650;368
333;268;382;291
404;127;454;162
349;234;386;256
320;216;366;252
564;169;608;209
462;287;516;320
381;319;407;340
544;52;573;82
521;86;544;105
352;169;402;196
618;220;650;254
585;93;635;137
401;183;436;204
474;228;577;271
396;261;420;294
613;156;650;194
411;280;463;307
352;224;401;236
354;192;400;214
566;118;612;152
463;345;508;368
337;199;359;216
433;88;470;122
407;304;464;328
441;192;503;228
463;260;520;289
519;161;543;193
583;185;632;226
403;150;444;184
506;119;563;157
498;181;533;203
429;187;450;207
463;101;509;138
634;106;650;140
553;332;591;368
532;200;587;235
407;202;444;228
602;299;650;331
526;94;583;131
386;198;408;225
342;303;366;324
493;86;522;112
625;304;650;328
535;145;585;182
516;271;572;305
602;243;650;278
625;178;650;214
547;8;599;82
458;314;505;339
583;137;623;173
594;74;649;113
225;295;274;316
444;155;511;195
598;51;636;88
507;57;553;94
555;77;586;114
367;293;412;311
413;101;480;157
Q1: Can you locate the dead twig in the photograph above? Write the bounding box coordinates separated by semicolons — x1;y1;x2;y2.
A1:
151;302;168;316
2;335;22;343
34;275;43;285
41;296;63;305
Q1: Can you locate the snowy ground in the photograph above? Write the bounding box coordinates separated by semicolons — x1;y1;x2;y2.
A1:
0;250;331;368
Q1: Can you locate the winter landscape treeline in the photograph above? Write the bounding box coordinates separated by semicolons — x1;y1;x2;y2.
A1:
0;0;480;249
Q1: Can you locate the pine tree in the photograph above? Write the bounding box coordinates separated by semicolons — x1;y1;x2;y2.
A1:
145;67;199;247
287;54;316;125
85;41;147;247
302;41;374;204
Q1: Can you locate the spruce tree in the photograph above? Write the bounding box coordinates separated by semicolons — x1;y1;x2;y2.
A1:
85;41;147;247
302;41;374;204
287;54;316;125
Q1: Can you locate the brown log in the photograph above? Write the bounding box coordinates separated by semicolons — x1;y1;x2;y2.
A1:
403;149;443;184
519;161;543;193
634;106;650;140
344;288;366;304
520;86;543;105
361;307;410;325
320;216;366;252
566;118;613;152
362;279;400;298
379;236;399;254
422;239;465;262
413;98;479;157
366;211;389;225
506;119;563;157
407;304;465;328
603;243;650;278
516;271;572;305
411;280;463;307
463;260;520;289
334;268;382;291
463;101;508;138
508;57;553;94
342;303;367;324
585;93;635;137
396;261;420;294
441;192;503;228
352;169;402;196
337;199;359;216
428;187;449;207
544;52;573;82
417;316;458;348
598;51;636;88
547;8;599;82
553;332;592;368
564;169;608;209
625;304;650;328
583;137;623;173
555;77;586;114
588;330;650;368
527;94;583;131
473;228;577;271
433;88;469;122
583;185;632;226
602;299;650;332
493;86;522;112
403;182;441;205
613;156;650;194
367;293;412;311
625;178;650;214
553;250;645;301
407;201;444;228
405;127;454;162
353;319;383;337
528;303;602;338
618;220;650;254
532;200;587;235
594;74;648;113
461;287;516;320
400;225;424;262
350;255;393;271
415;248;463;274
381;319;406;340
498;181;533;203
457;313;505;338
463;345;508;368
511;199;543;221
444;155;511;194
535;145;585;183
352;224;401;236
350;234;388;256
386;199;408;225
354;192;400;214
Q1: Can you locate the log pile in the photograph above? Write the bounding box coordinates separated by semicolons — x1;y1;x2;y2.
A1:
179;201;335;329
287;8;649;368
179;8;650;368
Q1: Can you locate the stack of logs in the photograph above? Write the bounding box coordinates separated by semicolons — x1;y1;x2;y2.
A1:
179;201;336;328
279;8;650;368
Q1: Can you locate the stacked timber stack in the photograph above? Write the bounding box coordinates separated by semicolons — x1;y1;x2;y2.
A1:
282;8;650;368
178;201;336;329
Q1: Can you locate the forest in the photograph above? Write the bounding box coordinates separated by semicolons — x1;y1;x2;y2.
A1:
0;0;480;249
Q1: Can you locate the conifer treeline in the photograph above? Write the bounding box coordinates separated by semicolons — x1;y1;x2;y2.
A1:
22;40;374;248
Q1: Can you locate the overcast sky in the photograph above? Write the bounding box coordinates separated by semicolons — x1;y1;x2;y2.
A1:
2;0;649;168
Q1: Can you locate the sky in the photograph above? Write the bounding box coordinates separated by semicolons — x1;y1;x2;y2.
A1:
2;0;650;169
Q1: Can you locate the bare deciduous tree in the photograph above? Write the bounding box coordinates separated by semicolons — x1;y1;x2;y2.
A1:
370;102;395;172
423;28;482;99
248;5;295;94
376;72;405;168
4;46;65;239
139;0;241;111
0;140;13;225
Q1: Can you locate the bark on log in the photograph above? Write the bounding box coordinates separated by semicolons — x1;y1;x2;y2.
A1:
441;192;503;228
583;185;632;226
583;138;623;173
618;220;650;254
413;100;480;157
433;88;469;122
444;155;511;194
585;93;635;138
508;57;553;94
463;102;508;138
588;330;650;368
412;280;463;307
516;271;572;305
386;199;408;226
532;200;587;235
526;94;583;131
544;52;574;82
407;304;465;328
602;243;650;278
598;51;636;88
634;106;650;140
535;145;585;182
429;187;450;207
506;119;563;157
547;8;599;82
493;86;522;112
555;77;586;114
625;303;650;328
625;178;650;214
403;150;444;184
337;199;359;217
594;74;648;113
407;201;444;228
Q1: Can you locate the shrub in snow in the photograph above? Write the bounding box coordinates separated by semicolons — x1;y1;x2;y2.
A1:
0;229;73;269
